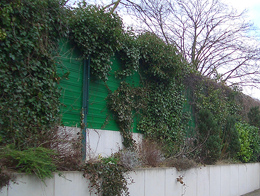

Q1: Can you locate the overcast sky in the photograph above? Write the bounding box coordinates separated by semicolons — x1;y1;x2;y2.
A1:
224;0;260;99
68;0;260;30
226;0;260;28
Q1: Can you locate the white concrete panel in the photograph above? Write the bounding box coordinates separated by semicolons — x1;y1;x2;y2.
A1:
209;166;221;196
246;163;259;193
220;165;231;196
132;132;143;145
197;166;210;196
238;164;248;195
86;129;143;159
144;168;165;196
54;172;91;196
86;129;123;158
59;126;81;137
253;163;259;189
0;186;7;196
229;164;239;196
165;168;182;196
181;168;197;196
6;173;54;196
1;163;260;196
128;169;145;196
255;163;260;190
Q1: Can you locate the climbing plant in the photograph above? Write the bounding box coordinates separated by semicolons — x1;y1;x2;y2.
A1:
2;2;260;193
136;32;190;156
107;82;147;148
106;32;190;156
0;0;67;149
69;3;124;81
115;29;140;79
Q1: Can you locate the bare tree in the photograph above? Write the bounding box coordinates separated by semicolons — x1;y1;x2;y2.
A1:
114;0;260;87
164;0;260;87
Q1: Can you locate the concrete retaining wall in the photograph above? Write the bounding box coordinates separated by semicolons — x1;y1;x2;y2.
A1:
85;128;143;159
57;127;143;159
1;163;259;196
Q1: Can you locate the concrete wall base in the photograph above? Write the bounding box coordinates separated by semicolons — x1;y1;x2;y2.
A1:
1;163;259;196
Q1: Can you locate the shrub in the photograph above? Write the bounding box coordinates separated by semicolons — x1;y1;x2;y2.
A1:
137;139;163;167
197;109;221;164
83;155;131;196
117;149;141;169
248;106;260;128
164;158;197;171
236;122;260;162
222;115;240;158
0;146;57;182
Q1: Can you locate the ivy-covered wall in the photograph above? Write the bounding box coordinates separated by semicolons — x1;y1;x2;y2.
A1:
58;43;142;133
3;1;260;194
87;56;141;133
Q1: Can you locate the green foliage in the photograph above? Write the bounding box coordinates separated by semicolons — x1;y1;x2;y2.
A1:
1;146;57;182
248;106;260;128
0;0;67;149
107;82;146;148
196;87;227;124
106;32;189;157
236;122;260;162
69;4;123;80
197;109;221;164
222;115;240;158
138;32;185;84
189;77;244;162
191;76;242;127
138;83;189;156
136;32;189;157
115;29;140;79
2;0;260;186
83;156;130;196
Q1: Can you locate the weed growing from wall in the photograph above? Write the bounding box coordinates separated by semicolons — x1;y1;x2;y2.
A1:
83;156;131;196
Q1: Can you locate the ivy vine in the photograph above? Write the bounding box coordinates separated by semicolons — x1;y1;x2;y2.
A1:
2;0;260;193
136;32;189;156
105;32;190;154
69;4;123;81
107;82;147;148
83;156;131;196
0;0;67;149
